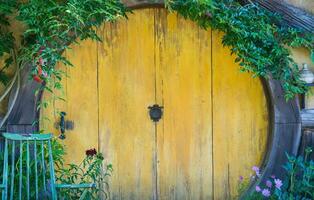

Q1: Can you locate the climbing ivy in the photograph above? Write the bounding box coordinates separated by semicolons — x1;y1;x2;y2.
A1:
17;0;128;88
0;0;128;95
0;0;313;100
0;1;16;85
166;0;314;99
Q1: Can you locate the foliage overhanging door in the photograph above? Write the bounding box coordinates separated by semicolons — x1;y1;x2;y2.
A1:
41;8;268;200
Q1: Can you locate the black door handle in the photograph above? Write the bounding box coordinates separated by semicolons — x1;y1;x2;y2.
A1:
59;112;66;139
57;111;74;140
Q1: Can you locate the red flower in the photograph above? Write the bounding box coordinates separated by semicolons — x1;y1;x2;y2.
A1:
33;75;43;83
37;65;43;75
86;148;97;157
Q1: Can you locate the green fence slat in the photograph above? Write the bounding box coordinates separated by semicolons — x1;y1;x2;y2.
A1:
26;141;30;200
2;133;52;141
2;139;8;200
1;133;95;200
34;140;38;200
48;140;57;200
10;141;15;200
19;141;23;200
41;141;46;192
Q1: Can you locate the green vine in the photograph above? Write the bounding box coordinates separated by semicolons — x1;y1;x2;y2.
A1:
166;0;314;99
0;1;16;85
0;0;313;100
0;0;128;97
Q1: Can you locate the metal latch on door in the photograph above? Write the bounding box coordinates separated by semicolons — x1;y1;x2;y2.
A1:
54;111;74;139
148;104;163;122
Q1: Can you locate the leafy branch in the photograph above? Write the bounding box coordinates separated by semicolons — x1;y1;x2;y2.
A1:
0;0;17;85
17;0;128;93
0;0;313;100
166;0;314;99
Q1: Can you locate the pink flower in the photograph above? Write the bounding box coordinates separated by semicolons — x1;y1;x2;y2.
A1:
271;175;276;179
252;166;261;177
255;185;261;192
262;189;271;197
252;166;259;172
266;180;272;188
239;176;244;182
274;179;283;190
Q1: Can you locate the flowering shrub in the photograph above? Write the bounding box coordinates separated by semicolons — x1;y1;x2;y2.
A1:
56;148;113;199
0;138;112;199
85;148;97;157
238;147;313;199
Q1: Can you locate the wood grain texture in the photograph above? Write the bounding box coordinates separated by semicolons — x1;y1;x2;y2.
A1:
40;8;269;200
122;0;163;8
299;129;314;160
123;0;314;32
154;9;213;200
40;39;99;164
240;0;314;32
98;9;157;200
212;32;269;199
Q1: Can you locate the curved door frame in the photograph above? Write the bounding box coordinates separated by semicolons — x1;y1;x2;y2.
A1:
7;1;301;198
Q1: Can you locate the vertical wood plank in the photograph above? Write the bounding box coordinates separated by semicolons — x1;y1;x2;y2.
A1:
212;32;269;199
64;39;99;163
40;38;99;164
155;9;213;200
98;9;156;200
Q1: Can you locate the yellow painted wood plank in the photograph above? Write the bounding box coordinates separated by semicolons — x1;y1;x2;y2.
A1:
212;31;269;199
40;39;99;164
63;39;99;163
97;9;157;200
155;9;213;200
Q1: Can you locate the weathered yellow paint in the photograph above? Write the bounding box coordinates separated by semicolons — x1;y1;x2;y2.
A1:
41;8;269;200
98;9;157;199
212;32;269;199
41;39;99;164
154;10;212;199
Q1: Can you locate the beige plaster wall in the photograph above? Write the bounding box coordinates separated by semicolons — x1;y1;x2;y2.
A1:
284;0;314;108
290;48;314;108
284;0;314;14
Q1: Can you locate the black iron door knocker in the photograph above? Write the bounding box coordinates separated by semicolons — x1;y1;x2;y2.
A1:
148;104;163;122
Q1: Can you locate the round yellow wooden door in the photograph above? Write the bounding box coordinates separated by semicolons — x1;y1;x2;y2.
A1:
41;8;269;200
